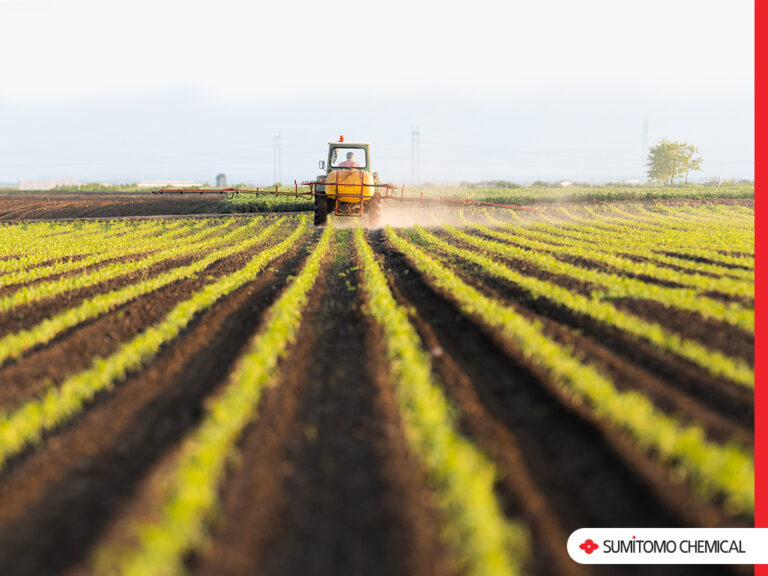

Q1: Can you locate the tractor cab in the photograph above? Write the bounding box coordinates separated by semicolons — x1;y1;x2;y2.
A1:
314;137;381;226
326;144;369;170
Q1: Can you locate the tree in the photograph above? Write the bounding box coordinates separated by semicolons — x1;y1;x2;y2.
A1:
678;143;703;184
647;139;703;185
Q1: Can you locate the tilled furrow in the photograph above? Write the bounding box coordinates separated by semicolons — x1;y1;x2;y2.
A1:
0;250;304;576
375;233;744;576
0;247;271;411
448;257;754;428
194;229;450;576
0;253;199;338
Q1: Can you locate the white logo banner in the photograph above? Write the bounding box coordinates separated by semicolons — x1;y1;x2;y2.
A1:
568;528;768;564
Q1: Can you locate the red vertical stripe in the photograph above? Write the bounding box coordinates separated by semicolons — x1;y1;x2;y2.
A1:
757;0;765;574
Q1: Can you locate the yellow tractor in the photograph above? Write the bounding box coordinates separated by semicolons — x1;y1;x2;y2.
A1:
312;136;386;227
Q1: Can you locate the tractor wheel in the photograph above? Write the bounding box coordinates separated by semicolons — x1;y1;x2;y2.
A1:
368;193;382;228
314;194;328;226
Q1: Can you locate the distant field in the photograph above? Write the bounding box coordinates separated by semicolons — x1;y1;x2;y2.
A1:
0;200;753;576
219;182;755;213
0;183;753;220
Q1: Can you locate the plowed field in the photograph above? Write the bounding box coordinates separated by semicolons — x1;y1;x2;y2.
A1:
0;200;753;576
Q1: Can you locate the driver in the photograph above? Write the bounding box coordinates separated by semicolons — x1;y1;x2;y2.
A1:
338;151;361;168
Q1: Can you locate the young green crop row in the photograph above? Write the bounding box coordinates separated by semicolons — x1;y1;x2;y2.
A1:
618;203;754;231
90;223;331;576
470;217;753;299
412;226;753;388
532;203;754;248
0;216;311;471
354;226;527;576
0;219;222;289
503;202;751;242
0;219;187;277
0;217;291;369
565;205;754;251
483;205;754;279
640;205;753;231
452;222;753;333
385;226;754;517
579;203;752;234
556;206;754;266
482;212;754;282
0;220;138;256
0;219;258;313
0;220;191;273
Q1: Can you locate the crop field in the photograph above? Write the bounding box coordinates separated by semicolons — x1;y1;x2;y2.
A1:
0;183;754;220
0;199;753;576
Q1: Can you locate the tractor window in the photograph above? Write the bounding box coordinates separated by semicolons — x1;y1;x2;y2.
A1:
330;148;367;169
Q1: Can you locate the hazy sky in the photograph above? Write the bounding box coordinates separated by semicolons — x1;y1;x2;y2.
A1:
0;0;754;184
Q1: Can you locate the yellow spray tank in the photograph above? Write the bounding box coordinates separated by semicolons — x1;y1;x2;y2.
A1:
325;169;375;203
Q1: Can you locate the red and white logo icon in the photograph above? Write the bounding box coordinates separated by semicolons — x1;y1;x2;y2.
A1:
580;539;600;555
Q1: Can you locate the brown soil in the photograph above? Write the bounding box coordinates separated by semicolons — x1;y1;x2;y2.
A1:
0;253;200;337
420;232;754;419
0;237;279;411
194;229;450;576
613;298;753;365
444;231;754;359
0;222;237;292
556;254;688;288
0;200;753;576
661;251;753;271
0;193;221;221
374;237;585;576
0;247;306;576
373;231;744;576
446;252;752;427
0;252;156;297
570;250;749;281
433;229;599;296
0;217;277;338
0;252;88;270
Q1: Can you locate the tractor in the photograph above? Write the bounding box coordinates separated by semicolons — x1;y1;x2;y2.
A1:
312;137;384;227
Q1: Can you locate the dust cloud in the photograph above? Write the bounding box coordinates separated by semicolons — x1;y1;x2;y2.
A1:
326;202;577;230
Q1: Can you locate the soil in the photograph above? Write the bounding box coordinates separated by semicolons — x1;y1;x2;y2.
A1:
0;193;222;221
193;229;451;576
423;240;754;430
435;230;754;362
0;246;307;576
0;252;154;297
372;231;744;576
0;239;279;411
0;197;753;576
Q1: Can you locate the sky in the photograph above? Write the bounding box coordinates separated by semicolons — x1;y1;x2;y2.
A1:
0;0;754;185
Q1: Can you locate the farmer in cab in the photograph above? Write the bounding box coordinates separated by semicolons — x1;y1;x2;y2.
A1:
338;151;361;168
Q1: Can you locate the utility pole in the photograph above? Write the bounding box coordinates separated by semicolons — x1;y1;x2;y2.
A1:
411;129;420;185
642;116;648;181
273;133;282;185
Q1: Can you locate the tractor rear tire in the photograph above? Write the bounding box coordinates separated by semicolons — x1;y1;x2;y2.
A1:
368;193;382;228
314;194;328;226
